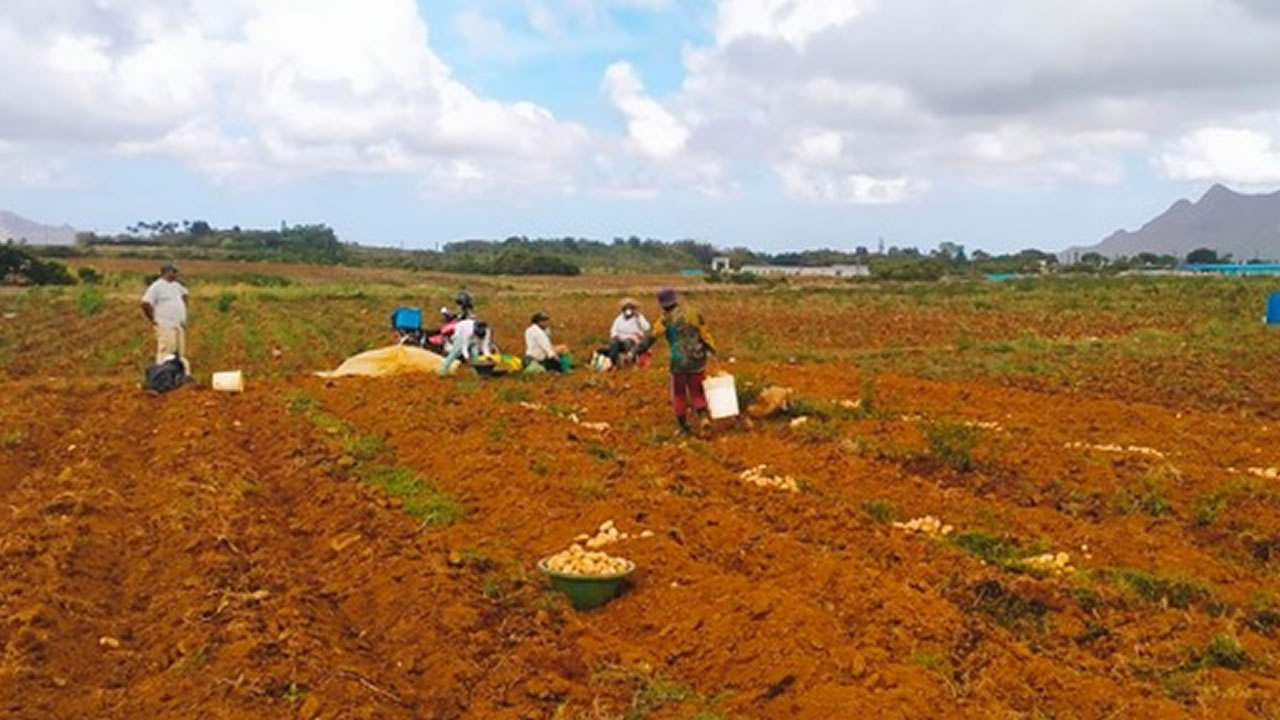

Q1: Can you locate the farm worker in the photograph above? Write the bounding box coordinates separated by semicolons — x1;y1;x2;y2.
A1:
524;312;570;373
455;290;476;320
428;307;459;354
607;297;651;367
640;287;717;434
439;319;493;375
140;261;191;373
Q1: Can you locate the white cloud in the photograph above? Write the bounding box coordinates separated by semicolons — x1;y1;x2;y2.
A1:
0;0;588;193
714;0;872;49
1160;127;1280;185
603;62;690;161
606;0;1280;203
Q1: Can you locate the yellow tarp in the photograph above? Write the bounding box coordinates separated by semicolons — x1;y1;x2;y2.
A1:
315;345;456;378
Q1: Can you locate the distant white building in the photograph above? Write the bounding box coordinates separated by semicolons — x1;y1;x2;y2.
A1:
739;264;871;278
711;256;733;272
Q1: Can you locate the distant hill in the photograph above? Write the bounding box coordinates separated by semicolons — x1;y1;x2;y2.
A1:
0;209;78;246
1065;184;1280;261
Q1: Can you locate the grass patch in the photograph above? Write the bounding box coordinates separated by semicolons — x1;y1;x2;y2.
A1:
923;421;981;472
950;531;1026;570
498;387;532;404
586;440;618;462
75;286;106;316
860;499;898;524
1193;492;1228;527
910;648;960;695
310;412;349;436
794;418;841;444
1246;594;1280;635
1;428;26;449
286;389;316;415
361;466;465;526
575;478;609;501
1116;473;1173;517
1197;633;1249;670
488;418;508;444
215;288;235;313
344;433;386;462
1099;568;1212;609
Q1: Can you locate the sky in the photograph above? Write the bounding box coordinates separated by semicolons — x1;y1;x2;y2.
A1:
2;0;1280;254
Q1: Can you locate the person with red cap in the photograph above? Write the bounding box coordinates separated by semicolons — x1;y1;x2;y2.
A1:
640;287;717;434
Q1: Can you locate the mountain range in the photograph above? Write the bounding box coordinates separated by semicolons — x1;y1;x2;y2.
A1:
1066;184;1280;261
0;209;78;246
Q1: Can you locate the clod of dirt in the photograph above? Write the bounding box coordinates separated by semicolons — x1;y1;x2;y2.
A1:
739;465;800;493
893;516;954;537
545;543;631;576
747;386;794;418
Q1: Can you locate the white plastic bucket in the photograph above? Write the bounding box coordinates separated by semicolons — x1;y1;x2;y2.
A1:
211;370;244;393
703;373;740;419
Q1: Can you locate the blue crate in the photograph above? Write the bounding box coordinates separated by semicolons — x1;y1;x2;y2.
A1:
391;307;423;331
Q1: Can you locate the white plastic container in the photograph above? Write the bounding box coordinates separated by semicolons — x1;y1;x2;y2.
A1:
211;370;244;393
703;373;740;419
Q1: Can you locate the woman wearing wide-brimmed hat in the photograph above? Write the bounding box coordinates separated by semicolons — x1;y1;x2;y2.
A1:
607;297;651;368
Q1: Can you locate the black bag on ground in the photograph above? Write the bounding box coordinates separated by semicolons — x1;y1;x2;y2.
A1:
145;355;189;394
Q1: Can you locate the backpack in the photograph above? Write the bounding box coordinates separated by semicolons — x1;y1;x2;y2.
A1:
145;355;190;394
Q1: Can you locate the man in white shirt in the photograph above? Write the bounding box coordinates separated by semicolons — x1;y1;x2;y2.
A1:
524;312;569;372
140;262;190;372
607;297;651;367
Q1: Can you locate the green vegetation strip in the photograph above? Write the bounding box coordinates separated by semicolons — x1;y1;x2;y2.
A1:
360;466;465;526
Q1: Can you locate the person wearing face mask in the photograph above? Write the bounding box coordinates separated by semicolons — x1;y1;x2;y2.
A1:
606;298;651;368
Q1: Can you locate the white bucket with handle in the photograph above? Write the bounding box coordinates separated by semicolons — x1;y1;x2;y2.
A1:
211;370;244;393
703;373;740;419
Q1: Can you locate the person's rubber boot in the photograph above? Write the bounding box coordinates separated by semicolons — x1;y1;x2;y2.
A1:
677;416;692;435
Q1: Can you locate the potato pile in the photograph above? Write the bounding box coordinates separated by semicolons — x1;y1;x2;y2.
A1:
1248;466;1279;479
893;516;954;537
1064;441;1165;459
544;543;632;576
576;520;634;549
1019;552;1073;575
739;465;800;492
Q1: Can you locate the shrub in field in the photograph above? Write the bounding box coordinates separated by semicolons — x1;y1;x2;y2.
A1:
924;421;981;472
861;499;897;524
76;266;102;284
1116;474;1172;517
215;288;235;313
1;245;75;286
1197;634;1249;670
76;286;105;316
1100;568;1211;609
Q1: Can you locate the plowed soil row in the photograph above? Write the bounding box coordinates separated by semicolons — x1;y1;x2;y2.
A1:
4;361;1280;719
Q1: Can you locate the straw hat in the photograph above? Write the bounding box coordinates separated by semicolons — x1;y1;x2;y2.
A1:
618;297;639;310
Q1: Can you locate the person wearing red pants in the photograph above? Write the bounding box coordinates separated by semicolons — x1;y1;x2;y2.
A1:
640;287;717;434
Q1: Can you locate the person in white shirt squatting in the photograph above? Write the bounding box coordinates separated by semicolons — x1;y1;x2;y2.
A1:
523;312;570;373
607;297;651;368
